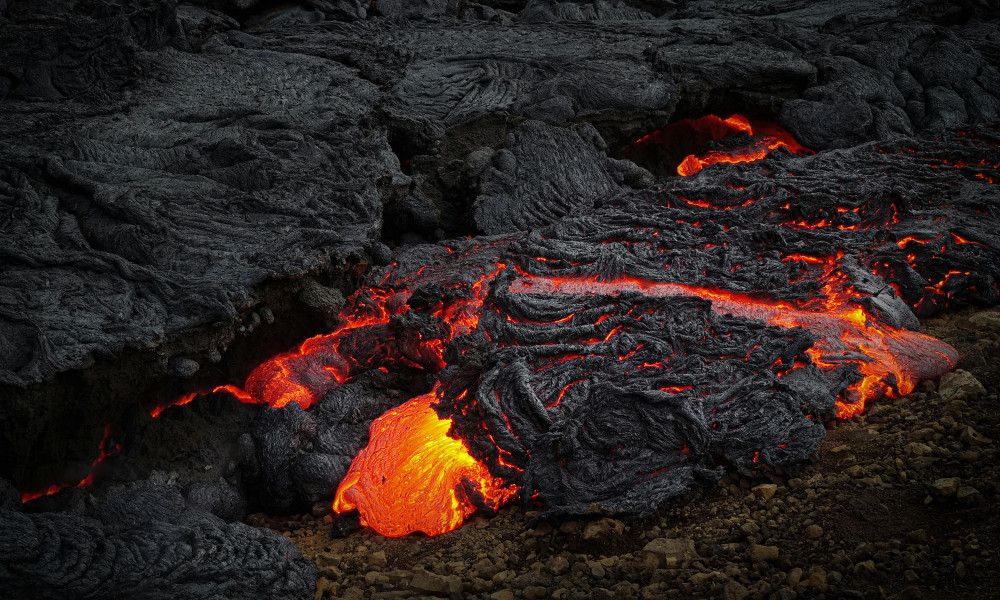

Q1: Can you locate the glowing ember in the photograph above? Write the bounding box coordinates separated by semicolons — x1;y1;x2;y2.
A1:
332;387;518;537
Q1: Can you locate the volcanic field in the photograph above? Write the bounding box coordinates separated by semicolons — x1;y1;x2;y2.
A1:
1;1;999;599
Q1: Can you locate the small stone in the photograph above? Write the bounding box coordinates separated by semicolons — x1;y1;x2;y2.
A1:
546;556;570;576
853;560;877;576
583;518;625;540
341;588;364;600
787;567;803;586
845;465;865;478
410;569;461;596
530;521;553;537
490;590;515;600
955;561;967;578
724;580;748;600
314;577;332;600
524;586;548;600
558;520;582;534
169;357;200;378
297;278;346;309
802;567;827;589
905;442;932;457
887;586;923;600
938;370;986;402
804;524;823;540
773;586;796;600
929;477;961;497
587;560;606;579
960;426;992;448
908;428;935;442
905;529;928;544
688;572;713;585
740;521;760;537
642;538;698;569
752;484;778;501
370;242;393;266
385;570;413;584
552;590;569;600
956;486;983;505
749;544;779;563
369;551;387;568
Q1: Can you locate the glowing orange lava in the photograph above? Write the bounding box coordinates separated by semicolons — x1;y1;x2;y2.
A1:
669;114;810;176
332;387;518;537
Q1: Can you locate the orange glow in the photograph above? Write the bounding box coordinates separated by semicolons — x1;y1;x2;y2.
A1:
21;425;119;503
150;391;199;418
332;387;518;537
672;115;811;176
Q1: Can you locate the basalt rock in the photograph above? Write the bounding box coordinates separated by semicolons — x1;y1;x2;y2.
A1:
0;482;316;600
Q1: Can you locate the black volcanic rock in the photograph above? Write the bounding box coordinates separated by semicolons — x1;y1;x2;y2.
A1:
0;483;316;600
474;120;640;235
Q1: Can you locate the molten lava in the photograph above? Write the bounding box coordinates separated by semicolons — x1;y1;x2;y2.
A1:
332;387;518;537
630;114;811;176
675;115;810;176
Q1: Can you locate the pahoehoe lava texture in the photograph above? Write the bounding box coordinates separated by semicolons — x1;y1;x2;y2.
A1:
0;484;317;600
4;0;996;387
2;0;1000;596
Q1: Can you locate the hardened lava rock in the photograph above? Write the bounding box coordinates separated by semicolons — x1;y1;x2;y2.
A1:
245;371;412;511
0;484;317;600
440;287;836;518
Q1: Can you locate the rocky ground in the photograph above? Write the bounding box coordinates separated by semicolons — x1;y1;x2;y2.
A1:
257;305;1000;600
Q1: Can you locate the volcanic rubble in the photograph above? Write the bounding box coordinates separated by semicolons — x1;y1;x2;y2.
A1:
2;1;1000;599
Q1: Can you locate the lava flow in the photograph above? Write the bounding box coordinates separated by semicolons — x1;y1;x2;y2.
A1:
20;425;120;502
21;121;996;543
630;114;811;176
332;386;518;537
507;272;958;418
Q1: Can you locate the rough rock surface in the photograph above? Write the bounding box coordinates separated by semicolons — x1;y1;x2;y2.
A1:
4;0;998;390
0;483;317;599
